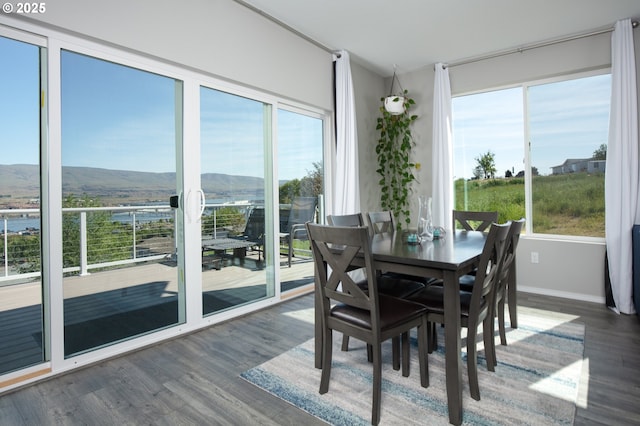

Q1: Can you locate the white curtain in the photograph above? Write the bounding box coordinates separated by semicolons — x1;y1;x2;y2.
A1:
605;19;639;314
334;50;360;216
432;63;453;230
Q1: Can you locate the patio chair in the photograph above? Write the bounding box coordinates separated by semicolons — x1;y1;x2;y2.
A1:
280;197;317;267
232;206;265;261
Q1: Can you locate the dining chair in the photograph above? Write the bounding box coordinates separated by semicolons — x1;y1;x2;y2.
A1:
306;222;429;425
457;219;524;361
408;221;511;401
452;210;498;232
367;210;397;235
490;218;525;357
327;213;424;368
453;210;499;287
327;213;364;227
367;211;438;286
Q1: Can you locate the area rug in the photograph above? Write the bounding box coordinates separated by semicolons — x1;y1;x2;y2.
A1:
241;307;585;425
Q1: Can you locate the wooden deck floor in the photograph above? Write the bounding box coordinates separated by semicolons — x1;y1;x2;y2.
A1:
0;254;314;374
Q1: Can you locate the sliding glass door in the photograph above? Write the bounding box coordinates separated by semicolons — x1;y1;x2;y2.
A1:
277;108;323;293
0;23;329;384
200;87;273;315
60;50;183;356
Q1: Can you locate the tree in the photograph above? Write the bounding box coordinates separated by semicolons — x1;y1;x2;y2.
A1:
474;151;497;179
592;143;607;160
62;194;131;268
202;206;245;235
279;162;323;204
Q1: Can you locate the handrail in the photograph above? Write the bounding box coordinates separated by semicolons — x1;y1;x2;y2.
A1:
0;203;254;285
1;203;258;283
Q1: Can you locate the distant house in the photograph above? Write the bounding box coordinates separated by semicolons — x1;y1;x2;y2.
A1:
551;158;606;175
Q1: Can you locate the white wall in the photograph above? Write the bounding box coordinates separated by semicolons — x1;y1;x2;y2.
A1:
354;29;640;304
8;0;333;110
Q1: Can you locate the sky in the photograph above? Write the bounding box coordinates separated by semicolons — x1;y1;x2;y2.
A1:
2;35;609;183
1;36;323;182
452;73;611;179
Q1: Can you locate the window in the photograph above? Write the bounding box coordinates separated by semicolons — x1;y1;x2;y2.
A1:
452;72;610;238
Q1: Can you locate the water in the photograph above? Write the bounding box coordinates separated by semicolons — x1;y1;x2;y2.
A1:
1;198;257;233
1;211;173;233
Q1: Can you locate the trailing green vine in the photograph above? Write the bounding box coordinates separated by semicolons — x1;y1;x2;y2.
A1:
375;89;418;231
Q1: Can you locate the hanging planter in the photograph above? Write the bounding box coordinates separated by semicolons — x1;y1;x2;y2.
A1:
384;95;405;115
384;68;406;115
376;88;418;231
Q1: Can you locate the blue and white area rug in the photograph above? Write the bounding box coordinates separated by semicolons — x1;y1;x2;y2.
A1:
241;307;586;425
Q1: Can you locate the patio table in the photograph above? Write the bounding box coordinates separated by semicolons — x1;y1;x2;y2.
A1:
202;237;258;267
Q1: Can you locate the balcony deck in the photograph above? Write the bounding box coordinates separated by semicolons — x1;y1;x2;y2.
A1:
0;252;314;375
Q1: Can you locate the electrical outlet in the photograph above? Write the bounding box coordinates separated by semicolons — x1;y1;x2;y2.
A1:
531;251;539;264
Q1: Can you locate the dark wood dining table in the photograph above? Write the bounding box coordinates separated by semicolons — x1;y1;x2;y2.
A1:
314;229;488;425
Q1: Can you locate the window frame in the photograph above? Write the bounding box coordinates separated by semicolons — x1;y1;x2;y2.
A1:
452;67;610;243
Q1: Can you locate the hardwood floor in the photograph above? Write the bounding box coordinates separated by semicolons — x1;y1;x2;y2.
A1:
0;292;639;425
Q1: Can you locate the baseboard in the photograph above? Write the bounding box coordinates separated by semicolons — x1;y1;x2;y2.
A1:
519;285;606;304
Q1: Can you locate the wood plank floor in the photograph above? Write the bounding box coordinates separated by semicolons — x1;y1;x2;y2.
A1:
0;292;639;425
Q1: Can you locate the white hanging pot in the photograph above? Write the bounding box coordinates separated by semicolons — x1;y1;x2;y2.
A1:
384;95;405;115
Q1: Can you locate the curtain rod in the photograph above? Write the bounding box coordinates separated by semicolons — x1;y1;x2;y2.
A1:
445;20;639;69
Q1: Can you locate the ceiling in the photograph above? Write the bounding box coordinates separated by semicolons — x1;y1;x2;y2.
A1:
238;0;640;77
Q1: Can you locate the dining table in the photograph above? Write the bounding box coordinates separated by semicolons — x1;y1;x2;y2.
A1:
313;229;488;426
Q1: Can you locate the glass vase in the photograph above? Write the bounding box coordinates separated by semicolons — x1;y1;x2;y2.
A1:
417;195;434;242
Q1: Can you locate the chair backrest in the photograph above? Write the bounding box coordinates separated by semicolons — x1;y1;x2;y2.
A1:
306;223;380;326
495;218;525;295
453;210;499;232
327;213;364;227
243;207;265;242
286;197;318;231
469;222;511;319
367;211;396;236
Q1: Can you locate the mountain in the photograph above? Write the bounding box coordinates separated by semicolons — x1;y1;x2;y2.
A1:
0;164;266;205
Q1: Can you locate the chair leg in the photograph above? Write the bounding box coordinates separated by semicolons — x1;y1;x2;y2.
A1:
418;318;429;388
367;343;373;362
498;299;507;346
401;332;410;377
372;343;382;425
341;334;349;352
319;329;333;394
467;325;481;401
427;322;437;353
392;336;400;371
483;317;496;373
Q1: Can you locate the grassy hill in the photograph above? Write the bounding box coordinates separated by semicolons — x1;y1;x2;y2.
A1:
0;164;265;206
455;172;605;237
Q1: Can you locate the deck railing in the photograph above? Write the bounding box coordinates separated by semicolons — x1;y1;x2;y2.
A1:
0;198;320;284
0;204;256;283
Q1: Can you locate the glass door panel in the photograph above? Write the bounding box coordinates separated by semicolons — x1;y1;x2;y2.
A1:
277;109;323;292
200;87;271;315
60;50;182;357
0;35;45;374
